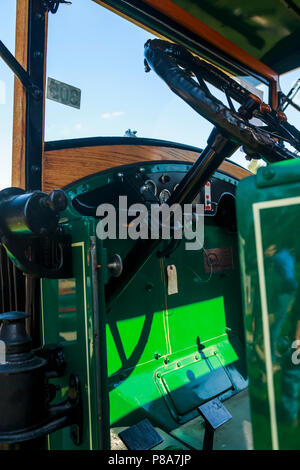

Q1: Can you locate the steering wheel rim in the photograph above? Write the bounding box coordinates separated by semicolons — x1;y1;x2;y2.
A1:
144;39;299;163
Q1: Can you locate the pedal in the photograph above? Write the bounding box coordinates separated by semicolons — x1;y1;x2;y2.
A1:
198;398;232;450
118;418;163;450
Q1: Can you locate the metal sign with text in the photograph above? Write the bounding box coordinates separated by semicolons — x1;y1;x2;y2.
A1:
47;77;81;109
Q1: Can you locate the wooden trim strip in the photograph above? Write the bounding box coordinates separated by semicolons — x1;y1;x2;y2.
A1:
11;2;48;189
43;144;251;192
12;0;29;189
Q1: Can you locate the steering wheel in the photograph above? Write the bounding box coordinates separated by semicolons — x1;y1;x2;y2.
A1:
144;39;300;164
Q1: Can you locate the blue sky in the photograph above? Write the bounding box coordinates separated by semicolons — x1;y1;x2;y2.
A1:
0;0;299;190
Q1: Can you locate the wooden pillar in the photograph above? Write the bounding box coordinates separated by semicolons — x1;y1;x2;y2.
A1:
11;0;48;190
11;0;28;189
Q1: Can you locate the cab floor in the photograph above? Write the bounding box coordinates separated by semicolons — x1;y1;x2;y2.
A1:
111;389;252;450
171;388;253;450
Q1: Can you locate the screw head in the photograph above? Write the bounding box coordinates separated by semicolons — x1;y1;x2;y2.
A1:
31;165;40;173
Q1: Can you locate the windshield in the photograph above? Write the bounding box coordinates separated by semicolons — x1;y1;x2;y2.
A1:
45;1;299;166
0;0;299;192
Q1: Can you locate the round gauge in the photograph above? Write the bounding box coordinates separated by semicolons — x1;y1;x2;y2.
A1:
144;179;157;196
159;189;171;204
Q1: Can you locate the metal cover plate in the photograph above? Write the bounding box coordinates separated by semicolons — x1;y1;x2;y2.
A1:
47;77;81;109
198;397;232;430
118;419;163;450
161;355;232;416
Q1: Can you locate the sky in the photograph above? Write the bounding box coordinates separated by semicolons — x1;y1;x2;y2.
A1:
0;0;299;190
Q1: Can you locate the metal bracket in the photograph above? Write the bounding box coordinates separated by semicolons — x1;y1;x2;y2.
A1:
0;41;42;99
198;398;232;450
42;0;72;14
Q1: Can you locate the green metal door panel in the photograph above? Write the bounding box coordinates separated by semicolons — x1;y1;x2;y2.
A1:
41;219;103;450
236;159;300;450
163;225;245;347
106;225;244;428
41;165;248;443
106;311;168;376
166;297;227;352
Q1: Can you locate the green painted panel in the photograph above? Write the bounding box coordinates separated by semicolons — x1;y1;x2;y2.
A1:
237;159;300;449
41;219;107;450
42;162;247;446
166;297;227;351
106;223;245;428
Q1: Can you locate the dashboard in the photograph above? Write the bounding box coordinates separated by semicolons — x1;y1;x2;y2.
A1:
71;161;239;218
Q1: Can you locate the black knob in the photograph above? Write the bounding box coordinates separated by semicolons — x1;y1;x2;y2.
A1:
159;174;170;184
39;189;68;213
49;189;68;212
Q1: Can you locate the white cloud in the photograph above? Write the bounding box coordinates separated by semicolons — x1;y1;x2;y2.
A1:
100;111;124;119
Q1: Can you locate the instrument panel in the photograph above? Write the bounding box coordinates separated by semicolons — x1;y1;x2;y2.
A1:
71;161;239;218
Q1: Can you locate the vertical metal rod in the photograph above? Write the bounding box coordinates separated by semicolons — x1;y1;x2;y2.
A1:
202;422;214;450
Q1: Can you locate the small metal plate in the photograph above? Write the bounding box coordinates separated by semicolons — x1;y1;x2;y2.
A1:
47;77;81;109
198;398;232;430
204;247;233;273
118;419;163;450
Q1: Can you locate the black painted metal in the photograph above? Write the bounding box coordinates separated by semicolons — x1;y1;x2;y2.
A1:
0;187;72;278
0;315;82;447
0;246;41;349
44;135;203;153
0;187;67;236
25;0;47;191
42;0;72;15
0;312;48;438
0;41;42;98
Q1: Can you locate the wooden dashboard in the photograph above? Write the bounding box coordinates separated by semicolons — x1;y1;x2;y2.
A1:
42;138;251;192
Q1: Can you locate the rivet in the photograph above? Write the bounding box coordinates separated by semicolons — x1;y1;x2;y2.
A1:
31;165;40;173
33;51;43;60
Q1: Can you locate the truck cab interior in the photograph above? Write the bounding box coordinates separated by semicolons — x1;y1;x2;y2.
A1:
0;0;299;451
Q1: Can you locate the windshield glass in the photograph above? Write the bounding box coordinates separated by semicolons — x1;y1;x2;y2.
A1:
0;1;16;191
0;0;299;194
45;1;272;162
